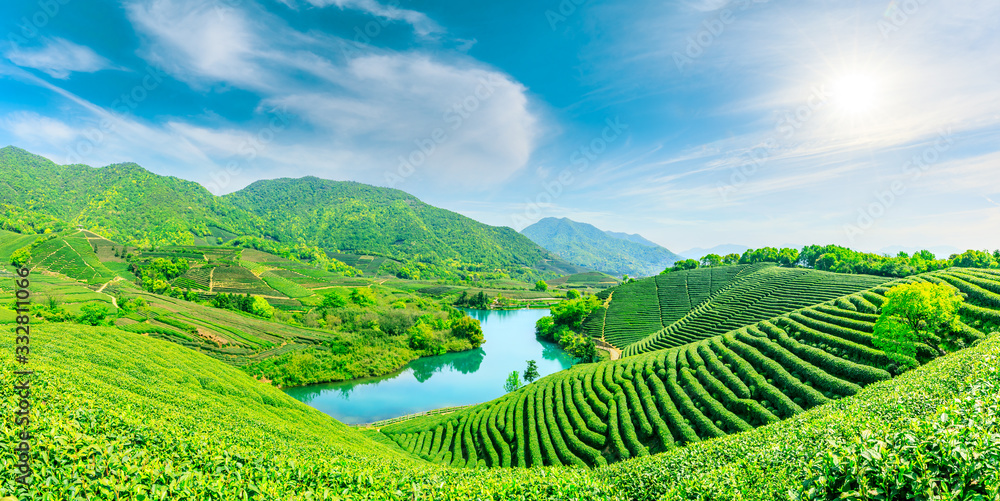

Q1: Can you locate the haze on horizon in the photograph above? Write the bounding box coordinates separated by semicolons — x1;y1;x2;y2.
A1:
0;0;997;253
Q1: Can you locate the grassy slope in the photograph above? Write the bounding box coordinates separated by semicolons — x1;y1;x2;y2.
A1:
382;270;994;472
0;323;997;499
584;265;890;354
0;324;616;500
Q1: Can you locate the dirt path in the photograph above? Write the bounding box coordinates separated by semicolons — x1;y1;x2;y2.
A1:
595;340;621;361
95;277;125;308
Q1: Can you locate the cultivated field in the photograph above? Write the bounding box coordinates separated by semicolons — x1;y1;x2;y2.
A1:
381;269;996;469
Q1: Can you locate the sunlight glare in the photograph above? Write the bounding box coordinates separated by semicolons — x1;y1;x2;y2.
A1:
831;73;880;114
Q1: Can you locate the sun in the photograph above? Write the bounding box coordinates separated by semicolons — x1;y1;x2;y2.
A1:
830;73;880;115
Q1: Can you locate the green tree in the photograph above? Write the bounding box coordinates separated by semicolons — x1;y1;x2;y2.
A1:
566;289;581;299
534;280;548;292
350;287;377;307
10;247;31;267
77;303;111;326
407;323;435;350
503;370;521;393
251;296;275;318
700;254;723;267
874;282;964;365
722;253;741;265
320;291;347;310
451;315;484;348
523;360;540;383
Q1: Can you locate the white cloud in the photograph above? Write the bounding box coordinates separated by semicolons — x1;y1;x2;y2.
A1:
119;0;541;190
303;0;442;37
126;0;262;87
2;112;81;144
4;38;114;79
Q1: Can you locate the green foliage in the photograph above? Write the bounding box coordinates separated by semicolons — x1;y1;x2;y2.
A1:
504;370;521;393
9;246;29;267
534;280;549;291
794;384;1000;501
77;303;111;326
523;360;540;383
350;287;377;306
664;259;699;273
320;290;348;309
454;291;490;309
874;282;964;360
451;315;484;348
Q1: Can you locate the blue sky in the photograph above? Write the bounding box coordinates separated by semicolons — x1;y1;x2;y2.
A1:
1;0;998;253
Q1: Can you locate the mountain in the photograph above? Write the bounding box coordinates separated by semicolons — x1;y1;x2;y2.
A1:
222;177;584;278
680;244;751;260
0;146;580;279
520;217;682;278
0;146;258;245
603;230;661;248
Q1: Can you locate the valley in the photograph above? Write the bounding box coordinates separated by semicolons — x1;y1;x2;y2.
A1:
2;150;999;499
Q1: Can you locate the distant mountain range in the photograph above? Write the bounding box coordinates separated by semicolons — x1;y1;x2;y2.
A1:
679;244;752;260
520;217;682;278
0;146;583;280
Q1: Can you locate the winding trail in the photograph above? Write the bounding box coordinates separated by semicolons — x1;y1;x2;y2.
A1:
95;277;125;308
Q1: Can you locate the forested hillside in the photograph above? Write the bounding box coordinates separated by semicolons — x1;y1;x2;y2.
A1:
224;177;583;281
521;217;682;278
0;147;580;280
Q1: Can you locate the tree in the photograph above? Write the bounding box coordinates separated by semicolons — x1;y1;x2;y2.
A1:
873;282;964;365
320;291;347;310
777;248;800;267
251;296;275;318
407;323;435;350
566;289;581;299
700;254;723;268
10;247;30;267
566;335;597;363
722;253;741;265
523;360;540;383
452;315;484;348
504;370;521;393
77;303;110;326
534;280;548;292
350;287;377;307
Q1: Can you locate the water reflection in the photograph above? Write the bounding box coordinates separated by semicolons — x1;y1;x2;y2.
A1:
283;308;575;424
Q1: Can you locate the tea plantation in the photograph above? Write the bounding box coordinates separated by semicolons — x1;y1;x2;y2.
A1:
2;304;999;499
581;264;891;355
382;269;998;472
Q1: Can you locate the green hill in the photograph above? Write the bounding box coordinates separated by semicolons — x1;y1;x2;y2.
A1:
521;217;682;278
0;147;581;280
3;279;998;499
380;269;997;472
223;177;584;280
583;264;890;355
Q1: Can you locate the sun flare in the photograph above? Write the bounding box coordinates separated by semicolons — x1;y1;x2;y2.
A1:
831;73;880;114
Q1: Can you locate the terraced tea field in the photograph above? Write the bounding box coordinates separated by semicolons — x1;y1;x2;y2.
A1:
331;252;389;276
581;265;890;355
28;233;120;285
382;269;996;468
